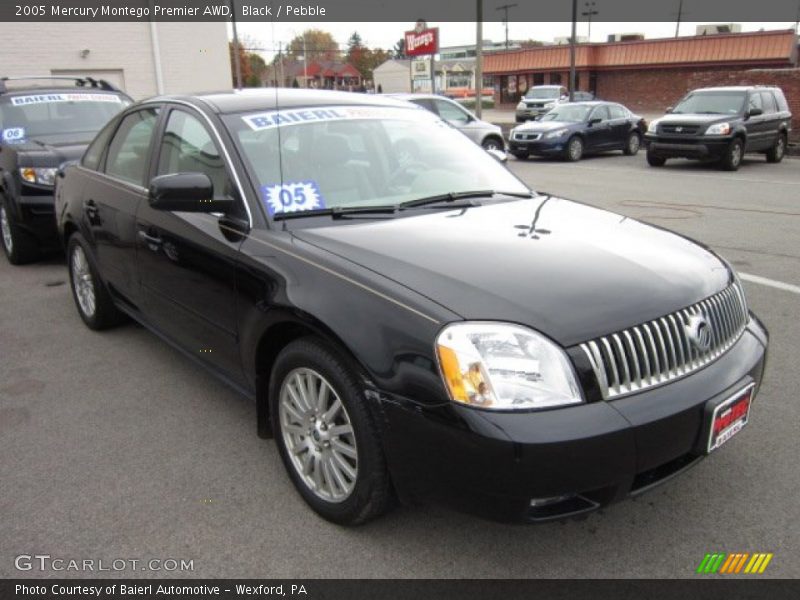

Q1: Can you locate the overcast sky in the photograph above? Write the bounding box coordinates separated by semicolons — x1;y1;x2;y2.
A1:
234;21;798;61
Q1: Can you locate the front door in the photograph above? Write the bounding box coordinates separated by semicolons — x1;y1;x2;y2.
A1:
135;107;247;384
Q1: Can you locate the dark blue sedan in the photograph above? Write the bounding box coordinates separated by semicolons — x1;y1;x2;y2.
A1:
509;101;646;161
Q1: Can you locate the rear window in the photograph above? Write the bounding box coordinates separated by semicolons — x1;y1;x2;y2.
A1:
0;92;129;140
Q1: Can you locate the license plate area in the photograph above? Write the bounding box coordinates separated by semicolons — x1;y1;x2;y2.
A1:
706;383;754;454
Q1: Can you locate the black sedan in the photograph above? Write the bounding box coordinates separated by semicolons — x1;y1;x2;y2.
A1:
55;90;767;525
509;101;646;161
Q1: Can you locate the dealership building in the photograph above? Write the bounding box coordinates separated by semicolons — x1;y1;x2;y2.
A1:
0;22;232;99
484;29;799;126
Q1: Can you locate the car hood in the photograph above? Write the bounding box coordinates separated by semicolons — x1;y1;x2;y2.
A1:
655;114;735;126
9;134;92;166
292;197;731;347
515;120;578;132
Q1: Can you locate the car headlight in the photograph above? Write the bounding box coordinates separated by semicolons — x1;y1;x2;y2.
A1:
435;322;583;410
544;128;568;139
705;122;731;135
647;120;660;133
19;167;58;186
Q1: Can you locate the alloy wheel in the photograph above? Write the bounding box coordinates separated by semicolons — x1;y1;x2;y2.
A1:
71;245;96;318
0;206;13;254
628;134;640;154
279;367;359;503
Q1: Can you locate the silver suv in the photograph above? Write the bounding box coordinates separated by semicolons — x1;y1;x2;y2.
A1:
516;85;568;122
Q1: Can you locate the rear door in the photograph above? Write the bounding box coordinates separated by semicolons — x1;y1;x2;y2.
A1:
585;105;613;150
86;106;160;306
758;91;781;148
607;104;632;148
744;92;771;151
135;106;247;383
431;98;481;144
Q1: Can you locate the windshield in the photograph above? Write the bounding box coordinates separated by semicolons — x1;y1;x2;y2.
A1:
225;104;530;218
540;105;591;122
524;88;561;100
672;92;746;115
0;92;129;141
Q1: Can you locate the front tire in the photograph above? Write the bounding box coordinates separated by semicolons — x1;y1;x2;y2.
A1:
623;132;641;156
646;150;666;167
1;198;39;265
481;137;503;152
766;133;786;163
67;233;124;330
564;136;584;162
270;337;392;525
720;138;743;171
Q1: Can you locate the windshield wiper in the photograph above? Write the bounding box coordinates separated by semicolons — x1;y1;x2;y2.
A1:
272;205;398;221
400;190;533;209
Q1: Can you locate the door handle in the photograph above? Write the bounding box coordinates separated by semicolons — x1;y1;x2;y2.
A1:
138;230;163;247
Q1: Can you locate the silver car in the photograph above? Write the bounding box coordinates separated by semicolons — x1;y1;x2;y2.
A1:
387;93;505;151
516;85;569;122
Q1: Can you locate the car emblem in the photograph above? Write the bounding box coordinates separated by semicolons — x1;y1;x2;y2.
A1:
675;126;683;132
686;314;712;352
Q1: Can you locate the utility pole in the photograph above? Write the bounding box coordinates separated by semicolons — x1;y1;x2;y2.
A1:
496;3;518;50
675;0;684;38
302;32;308;88
569;0;577;101
581;1;598;41
230;0;242;88
475;0;483;118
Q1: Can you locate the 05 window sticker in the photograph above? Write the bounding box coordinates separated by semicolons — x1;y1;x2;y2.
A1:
261;181;325;216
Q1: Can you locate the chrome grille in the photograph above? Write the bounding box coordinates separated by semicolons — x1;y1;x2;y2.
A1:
580;283;748;400
514;132;541;141
660;124;701;135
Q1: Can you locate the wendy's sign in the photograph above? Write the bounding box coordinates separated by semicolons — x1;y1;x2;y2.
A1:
405;25;439;56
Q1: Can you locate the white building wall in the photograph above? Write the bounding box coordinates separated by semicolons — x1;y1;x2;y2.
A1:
0;22;232;99
374;61;411;93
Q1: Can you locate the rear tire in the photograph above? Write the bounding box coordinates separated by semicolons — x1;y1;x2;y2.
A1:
646;150;666;167
766;133;786;163
720;138;743;171
270;337;393;525
564;136;584;162
623;132;641;156
67;233;125;330
1;198;39;265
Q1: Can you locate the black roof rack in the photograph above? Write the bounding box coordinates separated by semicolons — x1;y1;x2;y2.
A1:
0;76;120;94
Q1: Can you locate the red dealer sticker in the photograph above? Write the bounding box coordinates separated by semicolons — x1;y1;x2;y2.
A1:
707;384;754;453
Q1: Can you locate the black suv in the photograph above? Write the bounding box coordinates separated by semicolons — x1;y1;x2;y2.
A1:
0;77;131;264
644;86;791;171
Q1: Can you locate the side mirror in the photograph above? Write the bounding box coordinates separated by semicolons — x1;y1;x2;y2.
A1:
486;148;508;164
588;117;602;126
665;106;673;114
747;107;763;118
148;172;233;213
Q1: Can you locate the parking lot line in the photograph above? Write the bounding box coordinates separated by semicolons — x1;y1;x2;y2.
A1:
740;272;800;296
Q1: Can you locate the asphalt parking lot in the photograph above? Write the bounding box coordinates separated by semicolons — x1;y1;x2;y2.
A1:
1;151;799;579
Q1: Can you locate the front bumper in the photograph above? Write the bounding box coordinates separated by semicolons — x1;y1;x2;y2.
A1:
379;316;768;522
644;135;732;160
516;107;549;122
16;193;59;246
509;136;568;156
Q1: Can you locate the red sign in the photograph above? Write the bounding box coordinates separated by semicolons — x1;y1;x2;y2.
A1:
405;27;439;56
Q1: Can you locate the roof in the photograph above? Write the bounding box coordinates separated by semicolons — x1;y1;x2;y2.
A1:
147;88;419;114
484;29;797;74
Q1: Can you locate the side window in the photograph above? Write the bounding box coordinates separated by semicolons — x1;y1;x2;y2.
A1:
773;89;790;112
82;116;119;171
157;110;231;199
434;99;470;124
104;108;159;186
591;106;611;121
760;91;777;114
748;93;763;112
411;98;436;113
608;105;627;120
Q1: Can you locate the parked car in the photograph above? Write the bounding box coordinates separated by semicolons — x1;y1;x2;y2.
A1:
0;76;131;264
386;93;505;151
509;101;646;161
515;85;568;122
644;86;792;171
56;89;767;525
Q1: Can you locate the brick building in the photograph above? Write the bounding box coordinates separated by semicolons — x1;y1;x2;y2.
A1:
484;29;799;135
